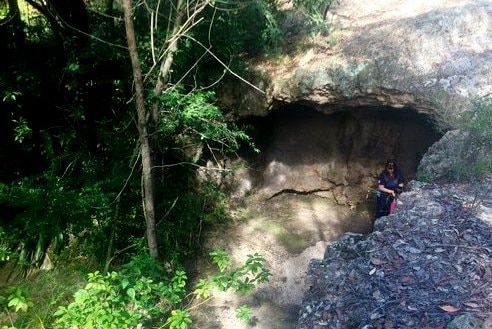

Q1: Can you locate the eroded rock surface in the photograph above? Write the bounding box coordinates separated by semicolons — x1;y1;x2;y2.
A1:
230;106;441;204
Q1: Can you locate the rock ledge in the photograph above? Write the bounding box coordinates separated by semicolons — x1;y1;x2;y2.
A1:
297;178;492;329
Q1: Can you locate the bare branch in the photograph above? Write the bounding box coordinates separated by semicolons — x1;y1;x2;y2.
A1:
183;34;266;94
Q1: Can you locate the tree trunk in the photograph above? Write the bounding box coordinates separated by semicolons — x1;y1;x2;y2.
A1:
7;0;21;20
122;0;159;258
2;0;25;48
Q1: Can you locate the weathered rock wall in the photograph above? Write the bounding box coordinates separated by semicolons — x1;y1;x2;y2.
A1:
231;106;441;205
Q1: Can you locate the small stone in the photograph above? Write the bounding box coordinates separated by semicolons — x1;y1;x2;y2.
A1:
446;314;487;329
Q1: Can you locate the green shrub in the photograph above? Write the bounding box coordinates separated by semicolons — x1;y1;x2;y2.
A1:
52;252;270;329
450;99;492;182
0;287;32;329
53;258;179;328
419;98;492;183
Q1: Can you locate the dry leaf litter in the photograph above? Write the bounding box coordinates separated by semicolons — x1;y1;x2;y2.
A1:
297;178;492;329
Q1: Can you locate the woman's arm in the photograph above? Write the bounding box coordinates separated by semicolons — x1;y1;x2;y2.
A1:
378;184;396;197
398;172;405;189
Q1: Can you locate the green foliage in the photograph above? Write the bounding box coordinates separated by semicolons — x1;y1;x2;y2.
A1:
465;100;492;148
0;75;143;266
12;118;32;144
0;262;93;329
0;167;115;268
51;251;269;329
293;0;332;21
158;88;252;158
236;304;253;321
210;250;229;272
0;229;14;263
292;0;335;31
419;98;492;183
196;181;229;223
166;309;192;329
0;0;141;267
4;288;32;313
137;0;284;87
155;180;231;263
2;91;22;103
208;251;271;295
448;155;490;182
205;0;284;55
122;253;168;280
186;251;270;327
153;87;257;261
0;287;32;329
0;246;269;328
448;99;492;182
53;266;174;328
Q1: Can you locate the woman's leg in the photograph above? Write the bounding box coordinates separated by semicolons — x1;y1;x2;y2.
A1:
376;194;391;218
390;198;397;213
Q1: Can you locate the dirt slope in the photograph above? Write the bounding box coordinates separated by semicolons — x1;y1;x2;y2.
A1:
189;193;373;328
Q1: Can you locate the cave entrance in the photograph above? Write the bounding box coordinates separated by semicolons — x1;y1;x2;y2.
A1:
232;104;443;239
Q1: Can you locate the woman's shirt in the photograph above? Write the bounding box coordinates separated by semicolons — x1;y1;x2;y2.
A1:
378;171;404;191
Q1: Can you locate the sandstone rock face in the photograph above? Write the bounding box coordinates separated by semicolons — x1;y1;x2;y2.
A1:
220;0;491;202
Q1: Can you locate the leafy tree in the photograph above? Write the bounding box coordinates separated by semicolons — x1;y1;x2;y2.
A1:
0;0;138;269
120;0;283;259
117;0;333;261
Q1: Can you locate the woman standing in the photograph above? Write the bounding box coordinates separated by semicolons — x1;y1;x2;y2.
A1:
374;160;405;221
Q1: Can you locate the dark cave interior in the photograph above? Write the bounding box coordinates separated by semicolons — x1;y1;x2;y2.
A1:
235;104;444;207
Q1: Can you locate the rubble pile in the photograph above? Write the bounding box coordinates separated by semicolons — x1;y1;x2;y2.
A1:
297;179;492;329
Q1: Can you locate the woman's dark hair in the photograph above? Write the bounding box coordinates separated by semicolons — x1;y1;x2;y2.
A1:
385;159;397;169
383;159;400;177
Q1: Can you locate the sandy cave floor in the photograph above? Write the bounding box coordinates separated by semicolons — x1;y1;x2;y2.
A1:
188;193;374;329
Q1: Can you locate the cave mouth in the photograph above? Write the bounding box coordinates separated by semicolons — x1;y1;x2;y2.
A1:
232;104;443;230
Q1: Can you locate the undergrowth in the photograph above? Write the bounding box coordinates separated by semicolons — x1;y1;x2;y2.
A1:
0;260;93;329
0;251;270;329
418;97;492;183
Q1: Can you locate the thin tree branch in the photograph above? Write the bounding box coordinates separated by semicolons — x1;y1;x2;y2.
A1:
182;34;266;94
113;150;141;204
156;196;179;227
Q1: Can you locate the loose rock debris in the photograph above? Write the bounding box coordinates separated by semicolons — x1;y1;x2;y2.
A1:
297;179;492;329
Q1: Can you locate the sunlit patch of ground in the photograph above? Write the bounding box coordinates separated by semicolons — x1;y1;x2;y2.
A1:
189;192;373;329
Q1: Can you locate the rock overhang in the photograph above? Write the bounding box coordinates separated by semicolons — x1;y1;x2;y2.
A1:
221;0;492;122
229;103;442;207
